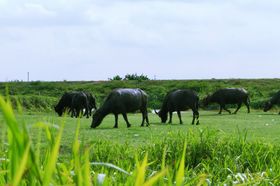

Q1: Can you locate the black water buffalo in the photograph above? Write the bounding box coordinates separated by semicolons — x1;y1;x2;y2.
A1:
155;89;199;125
202;88;250;114
264;90;280;114
54;91;76;116
55;91;95;118
91;88;149;128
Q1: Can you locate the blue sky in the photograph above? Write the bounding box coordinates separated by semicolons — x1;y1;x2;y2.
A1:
0;0;280;81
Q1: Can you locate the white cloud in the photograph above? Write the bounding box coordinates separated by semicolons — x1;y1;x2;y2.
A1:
21;3;56;17
0;0;280;81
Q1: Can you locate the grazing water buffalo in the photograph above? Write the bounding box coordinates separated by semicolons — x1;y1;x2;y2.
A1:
202;88;250;114
264;91;280;114
55;91;76;116
55;91;95;118
91;88;149;128
155;89;199;125
71;92;90;118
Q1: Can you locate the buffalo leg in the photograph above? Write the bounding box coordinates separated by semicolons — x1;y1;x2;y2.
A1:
233;103;242;114
141;109;149;126
85;106;90;118
145;109;150;126
78;109;82;118
70;108;75;117
244;101;250;113
83;107;89;118
218;105;223;114
85;105;91;117
191;109;199;125
75;108;79;118
196;111;200;125
71;108;75;117
192;109;199;125
114;114;118;128
141;112;145;127
86;103;90;118
78;108;81;118
67;108;73;116
76;107;82;118
177;111;183;124
222;105;231;114
191;111;195;125
89;107;92;116
122;113;131;128
145;115;149;126
168;111;173;124
77;108;80;117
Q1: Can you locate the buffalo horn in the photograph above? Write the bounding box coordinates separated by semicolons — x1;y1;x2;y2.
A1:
154;109;159;115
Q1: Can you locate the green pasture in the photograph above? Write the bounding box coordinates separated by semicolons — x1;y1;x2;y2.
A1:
9;109;279;146
1;86;280;184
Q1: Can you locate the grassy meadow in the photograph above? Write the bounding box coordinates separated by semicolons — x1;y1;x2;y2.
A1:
0;79;280;185
16;109;280;147
1;104;280;185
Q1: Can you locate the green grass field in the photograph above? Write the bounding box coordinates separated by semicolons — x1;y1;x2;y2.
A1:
13;109;279;147
1;93;280;184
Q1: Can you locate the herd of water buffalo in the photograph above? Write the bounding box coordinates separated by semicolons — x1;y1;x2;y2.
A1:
54;88;280;128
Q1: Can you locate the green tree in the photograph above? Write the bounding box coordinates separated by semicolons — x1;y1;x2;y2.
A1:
124;73;149;81
109;75;123;81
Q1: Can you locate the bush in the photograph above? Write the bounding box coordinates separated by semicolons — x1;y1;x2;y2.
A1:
109;75;123;81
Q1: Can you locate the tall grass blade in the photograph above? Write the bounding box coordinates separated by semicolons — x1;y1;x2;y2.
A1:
135;153;148;186
73;120;83;185
143;168;168;186
83;149;92;186
161;145;167;170
0;96;20;142
43;123;64;186
176;141;187;186
12;142;30;186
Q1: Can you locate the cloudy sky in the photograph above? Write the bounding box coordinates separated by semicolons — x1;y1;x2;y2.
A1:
0;0;280;81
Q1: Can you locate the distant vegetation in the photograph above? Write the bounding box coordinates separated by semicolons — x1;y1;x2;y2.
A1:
0;79;280;112
109;73;150;81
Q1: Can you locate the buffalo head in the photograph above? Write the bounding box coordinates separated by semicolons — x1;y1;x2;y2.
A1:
155;109;168;123
54;105;63;117
91;109;104;128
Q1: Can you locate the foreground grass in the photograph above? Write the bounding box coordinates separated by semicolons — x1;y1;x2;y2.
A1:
0;97;280;185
